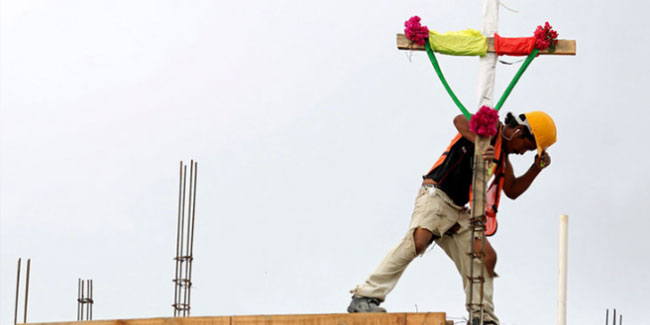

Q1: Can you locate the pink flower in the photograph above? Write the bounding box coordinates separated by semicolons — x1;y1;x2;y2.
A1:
470;106;499;138
404;16;429;46
534;21;559;51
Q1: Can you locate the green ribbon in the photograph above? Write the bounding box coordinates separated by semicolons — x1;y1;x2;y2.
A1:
423;39;541;118
424;39;472;120
494;48;539;111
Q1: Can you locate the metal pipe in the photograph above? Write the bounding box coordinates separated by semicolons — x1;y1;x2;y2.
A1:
557;214;568;325
24;259;30;323
14;258;21;325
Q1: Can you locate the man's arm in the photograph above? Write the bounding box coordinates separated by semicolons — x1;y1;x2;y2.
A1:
453;114;495;159
453;114;477;143
502;152;551;199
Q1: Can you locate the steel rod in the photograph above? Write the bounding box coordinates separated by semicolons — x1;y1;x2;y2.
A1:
173;161;183;317
82;279;86;320
186;161;198;316
77;279;81;321
90;279;93;320
182;161;194;316
14;258;21;325
24;258;30;323
179;164;188;316
86;280;90;320
606;309;609;325
613;309;616;325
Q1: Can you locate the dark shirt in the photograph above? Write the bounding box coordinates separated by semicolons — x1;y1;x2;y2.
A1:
424;136;475;206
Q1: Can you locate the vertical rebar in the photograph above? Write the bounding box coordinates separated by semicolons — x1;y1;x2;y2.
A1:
23;259;30;323
613;309;616;325
606;309;609;325
182;161;193;316
173;161;183;317
619;314;622;325
14;258;21;325
90;279;93;320
186;161;198;316
77;279;81;321
82;279;86;320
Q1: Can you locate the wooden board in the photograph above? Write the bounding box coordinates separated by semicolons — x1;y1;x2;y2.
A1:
396;34;576;55
25;313;447;325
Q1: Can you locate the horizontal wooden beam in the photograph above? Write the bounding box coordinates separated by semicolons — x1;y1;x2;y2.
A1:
396;34;576;55
25;313;451;325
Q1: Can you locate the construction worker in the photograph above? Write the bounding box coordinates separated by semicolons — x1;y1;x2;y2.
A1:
347;111;557;325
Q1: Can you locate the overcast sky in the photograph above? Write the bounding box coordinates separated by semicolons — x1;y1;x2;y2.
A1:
1;1;649;324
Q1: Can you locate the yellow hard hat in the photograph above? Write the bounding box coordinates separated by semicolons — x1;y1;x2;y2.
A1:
524;111;557;156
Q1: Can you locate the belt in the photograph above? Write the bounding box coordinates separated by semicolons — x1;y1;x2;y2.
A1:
422;183;440;189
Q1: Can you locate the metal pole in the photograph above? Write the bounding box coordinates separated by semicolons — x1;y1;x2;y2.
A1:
81;279;86;321
557;214;568;325
182;161;194;316
613;309;616;325
77;279;81;321
86;280;90;320
180;165;187;316
14;258;21;325
186;161;198;316
606;309;609;325
90;279;93;320
24;259;31;323
173;161;183;317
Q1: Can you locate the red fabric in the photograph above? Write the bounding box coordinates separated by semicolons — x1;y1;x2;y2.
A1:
494;33;535;56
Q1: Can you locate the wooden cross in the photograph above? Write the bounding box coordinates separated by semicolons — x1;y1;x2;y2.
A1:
396;34;576;55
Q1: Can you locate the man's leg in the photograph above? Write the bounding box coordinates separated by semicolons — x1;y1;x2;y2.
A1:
437;227;500;324
349;187;457;312
350;227;432;304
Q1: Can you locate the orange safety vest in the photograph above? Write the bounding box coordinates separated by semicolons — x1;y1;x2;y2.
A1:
427;125;506;236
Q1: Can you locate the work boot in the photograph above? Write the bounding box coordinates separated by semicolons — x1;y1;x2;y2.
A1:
347;295;387;313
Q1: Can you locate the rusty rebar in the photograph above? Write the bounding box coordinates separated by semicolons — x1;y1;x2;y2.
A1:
14;258;21;325
23;259;30;323
186;161;198;316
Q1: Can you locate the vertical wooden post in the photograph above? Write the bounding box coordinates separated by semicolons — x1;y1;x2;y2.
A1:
468;136;490;323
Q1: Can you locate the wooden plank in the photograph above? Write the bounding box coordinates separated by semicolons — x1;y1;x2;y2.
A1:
26;313;447;325
232;313;445;325
405;313;448;325
25;316;232;325
396;34;576;55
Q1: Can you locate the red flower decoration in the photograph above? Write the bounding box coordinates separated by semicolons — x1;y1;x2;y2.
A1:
404;16;429;46
470;106;499;138
534;21;559;52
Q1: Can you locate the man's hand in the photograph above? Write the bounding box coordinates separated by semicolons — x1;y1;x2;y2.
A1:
482;145;495;160
535;151;551;169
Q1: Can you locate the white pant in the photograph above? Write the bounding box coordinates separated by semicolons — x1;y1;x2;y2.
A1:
351;186;499;324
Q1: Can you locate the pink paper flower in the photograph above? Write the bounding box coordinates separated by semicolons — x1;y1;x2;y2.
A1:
404;16;429;46
470;106;499;138
534;21;559;52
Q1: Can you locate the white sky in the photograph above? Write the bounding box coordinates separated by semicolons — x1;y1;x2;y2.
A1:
1;1;649;324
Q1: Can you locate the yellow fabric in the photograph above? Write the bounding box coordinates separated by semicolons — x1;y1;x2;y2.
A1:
525;111;557;155
428;29;487;56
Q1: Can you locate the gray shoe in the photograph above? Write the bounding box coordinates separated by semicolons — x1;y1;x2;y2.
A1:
347;295;387;313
